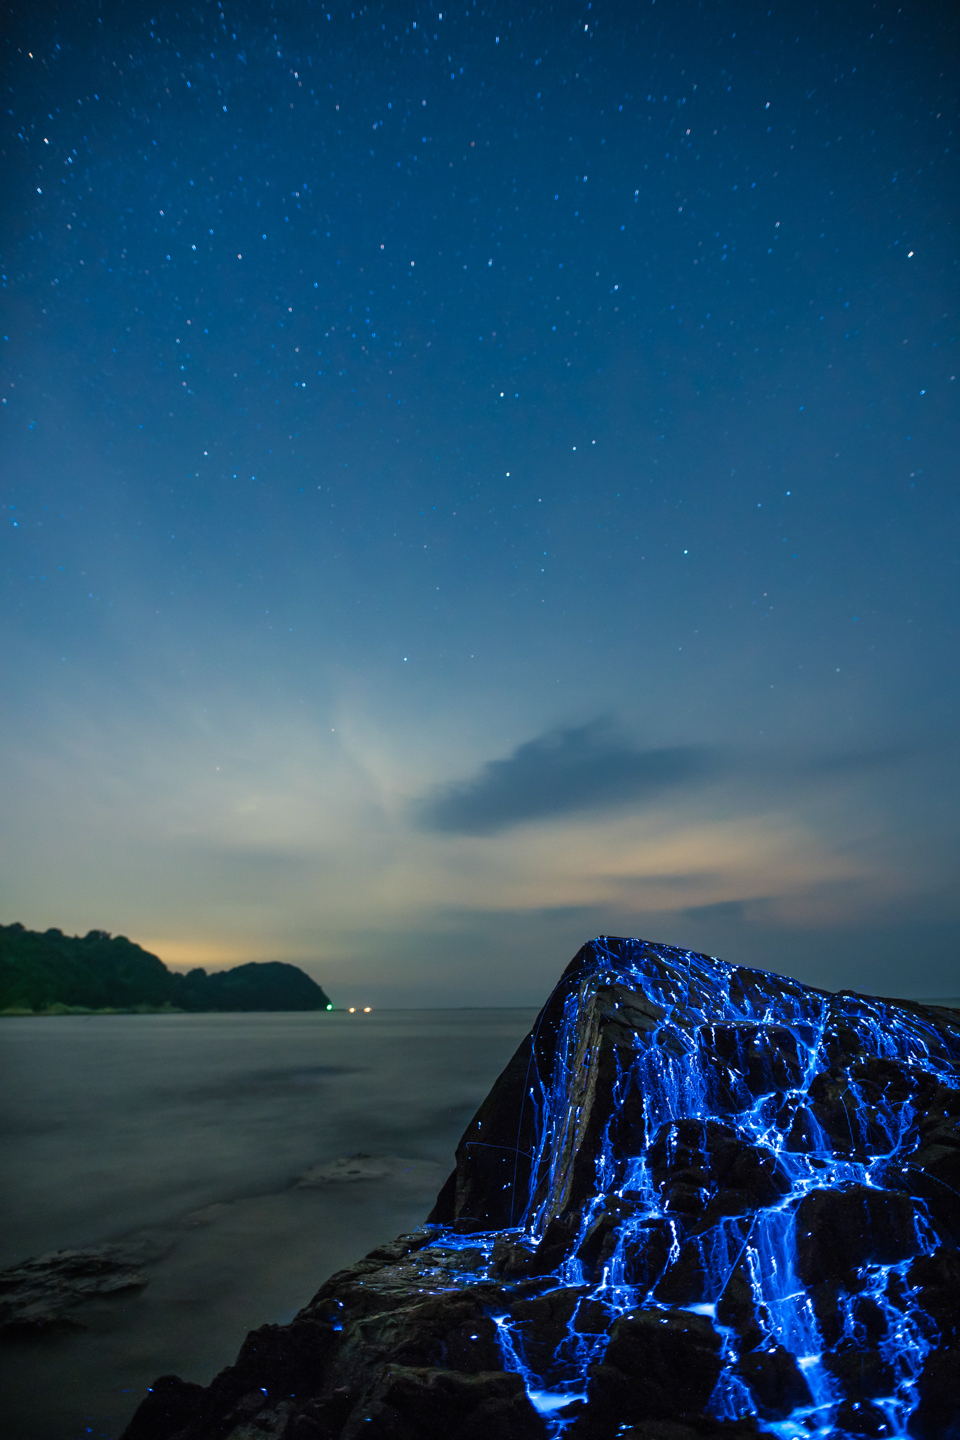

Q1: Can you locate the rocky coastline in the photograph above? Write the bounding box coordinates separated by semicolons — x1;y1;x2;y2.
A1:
121;937;960;1440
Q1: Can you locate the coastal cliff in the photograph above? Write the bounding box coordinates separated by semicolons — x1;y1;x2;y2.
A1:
121;937;960;1439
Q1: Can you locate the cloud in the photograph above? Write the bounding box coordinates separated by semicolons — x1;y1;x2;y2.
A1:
411;721;721;835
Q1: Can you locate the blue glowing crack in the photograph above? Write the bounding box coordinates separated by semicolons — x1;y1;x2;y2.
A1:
427;937;960;1439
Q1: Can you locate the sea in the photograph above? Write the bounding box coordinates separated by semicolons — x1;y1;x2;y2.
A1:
0;1007;538;1440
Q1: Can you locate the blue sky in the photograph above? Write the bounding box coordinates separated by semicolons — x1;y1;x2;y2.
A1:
2;0;957;1005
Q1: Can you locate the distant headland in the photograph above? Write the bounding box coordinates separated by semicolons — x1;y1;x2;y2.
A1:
0;923;333;1015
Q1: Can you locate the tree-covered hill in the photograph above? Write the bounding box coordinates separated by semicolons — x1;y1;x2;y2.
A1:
171;961;333;1013
0;923;333;1014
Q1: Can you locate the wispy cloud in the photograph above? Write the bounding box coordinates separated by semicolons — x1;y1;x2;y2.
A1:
411;720;721;834
5;674;955;1001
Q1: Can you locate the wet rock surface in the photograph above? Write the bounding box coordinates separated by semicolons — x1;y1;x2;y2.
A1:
121;938;960;1440
0;1242;157;1334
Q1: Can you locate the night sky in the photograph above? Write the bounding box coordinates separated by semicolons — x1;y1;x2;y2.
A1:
3;1;958;1007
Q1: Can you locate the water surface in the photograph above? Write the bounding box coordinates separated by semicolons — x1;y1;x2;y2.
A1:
0;1008;537;1439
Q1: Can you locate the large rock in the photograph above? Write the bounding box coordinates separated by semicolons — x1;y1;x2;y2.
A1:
793;1184;924;1284
120;937;960;1440
734;1345;811;1421
339;1366;546;1440
578;1306;723;1426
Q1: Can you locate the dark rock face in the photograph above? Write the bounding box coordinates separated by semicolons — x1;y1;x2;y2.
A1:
121;937;960;1440
793;1185;925;1285
578;1306;724;1427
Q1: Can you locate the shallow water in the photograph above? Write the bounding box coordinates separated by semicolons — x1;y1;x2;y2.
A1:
0;1008;537;1440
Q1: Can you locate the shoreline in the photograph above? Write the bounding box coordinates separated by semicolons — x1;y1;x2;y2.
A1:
4;998;958;1017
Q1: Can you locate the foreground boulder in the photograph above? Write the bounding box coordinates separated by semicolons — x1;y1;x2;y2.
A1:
122;937;960;1440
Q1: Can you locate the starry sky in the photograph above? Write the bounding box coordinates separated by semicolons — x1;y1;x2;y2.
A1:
2;0;958;1007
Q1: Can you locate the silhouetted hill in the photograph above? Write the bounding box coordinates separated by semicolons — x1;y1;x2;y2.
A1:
0;924;332;1014
170;961;333;1012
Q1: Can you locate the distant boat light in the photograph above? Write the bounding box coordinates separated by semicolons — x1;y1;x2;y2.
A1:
348;1007;356;1013
363;1006;372;1013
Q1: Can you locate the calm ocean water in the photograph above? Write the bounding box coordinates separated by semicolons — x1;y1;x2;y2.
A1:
0;1008;538;1440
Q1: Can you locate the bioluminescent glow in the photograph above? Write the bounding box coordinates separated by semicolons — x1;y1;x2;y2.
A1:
427;938;960;1437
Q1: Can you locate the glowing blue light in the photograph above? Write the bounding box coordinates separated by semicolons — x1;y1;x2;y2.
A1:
528;1390;587;1414
431;939;958;1437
